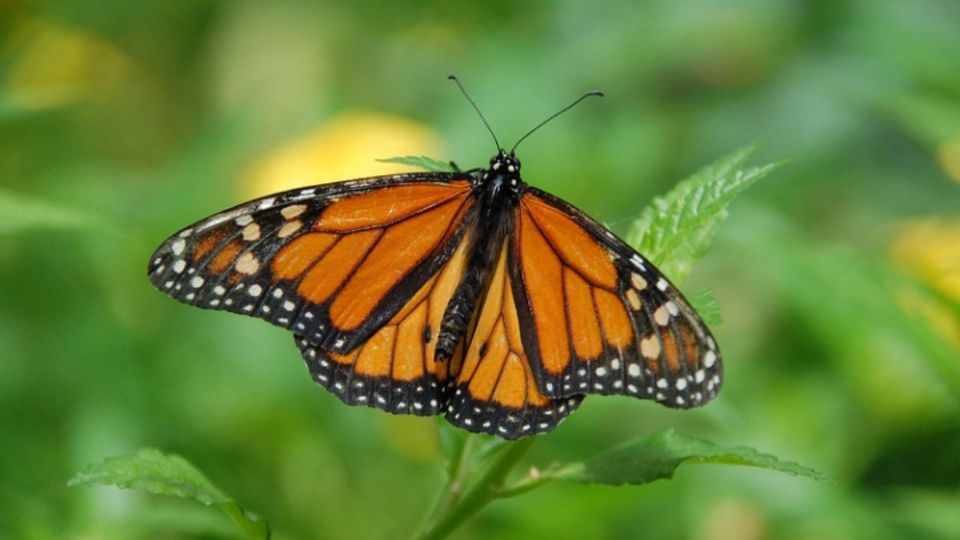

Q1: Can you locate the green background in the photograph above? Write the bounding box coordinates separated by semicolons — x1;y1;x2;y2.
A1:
2;0;959;538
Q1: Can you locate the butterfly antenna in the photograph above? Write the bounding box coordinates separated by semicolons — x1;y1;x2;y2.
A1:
510;91;604;153
448;75;501;152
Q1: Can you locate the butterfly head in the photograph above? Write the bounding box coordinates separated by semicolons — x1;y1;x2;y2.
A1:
486;149;522;184
490;149;521;174
476;150;524;202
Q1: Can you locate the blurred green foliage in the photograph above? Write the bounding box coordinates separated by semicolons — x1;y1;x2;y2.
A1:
2;0;959;539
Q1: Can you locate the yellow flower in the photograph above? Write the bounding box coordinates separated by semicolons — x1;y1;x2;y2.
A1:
245;111;444;198
890;218;960;349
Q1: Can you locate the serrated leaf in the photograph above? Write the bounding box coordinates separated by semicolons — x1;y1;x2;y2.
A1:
0;189;111;234
548;429;828;485
68;448;228;505
69;448;269;539
688;288;723;325
378;155;456;173
626;144;783;283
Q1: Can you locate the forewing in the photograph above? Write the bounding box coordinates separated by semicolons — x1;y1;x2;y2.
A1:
147;173;476;354
510;188;722;409
446;243;583;439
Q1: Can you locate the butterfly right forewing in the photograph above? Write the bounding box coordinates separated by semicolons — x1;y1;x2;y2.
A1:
508;188;723;408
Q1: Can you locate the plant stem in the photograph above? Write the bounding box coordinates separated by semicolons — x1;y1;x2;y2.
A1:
218;501;270;540
414;437;537;540
417;433;476;534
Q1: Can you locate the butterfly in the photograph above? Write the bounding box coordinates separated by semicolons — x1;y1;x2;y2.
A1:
147;80;722;439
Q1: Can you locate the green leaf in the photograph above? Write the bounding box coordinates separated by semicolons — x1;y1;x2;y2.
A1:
68;448;227;504
378;155;456;173
0;189;110;234
688;288;723;325
69;448;269;539
626;144;784;283
547;429;829;485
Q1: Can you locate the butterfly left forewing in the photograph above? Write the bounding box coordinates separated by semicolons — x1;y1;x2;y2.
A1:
510;188;722;409
148;173;475;352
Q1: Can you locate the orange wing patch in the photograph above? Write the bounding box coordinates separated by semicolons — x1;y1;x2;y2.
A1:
517;198;635;376
460;245;547;407
208;240;243;274
517;206;570;374
294;232;473;416
315;182;469;231
256;181;473;331
447;244;581;439
330;197;467;330
298;229;381;305
523;195;617;288
593;288;633;348
563;269;603;360
516;191;722;412
192;229;228;262
271;232;338;280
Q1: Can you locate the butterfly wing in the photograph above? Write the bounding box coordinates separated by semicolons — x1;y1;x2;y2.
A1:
148;173;476;356
510;188;722;408
445;241;583;439
293;227;474;416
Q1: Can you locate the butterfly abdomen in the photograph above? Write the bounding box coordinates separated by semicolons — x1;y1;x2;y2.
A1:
435;234;500;362
435;179;518;362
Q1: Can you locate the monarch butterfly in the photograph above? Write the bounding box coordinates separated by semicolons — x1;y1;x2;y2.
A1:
147;78;722;439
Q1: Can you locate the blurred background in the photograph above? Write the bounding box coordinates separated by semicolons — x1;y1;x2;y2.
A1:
2;0;959;538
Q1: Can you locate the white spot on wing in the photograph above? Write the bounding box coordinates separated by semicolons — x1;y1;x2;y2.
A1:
235;252;259;274
242;222;261;241
258;197;276;210
641;335;661;359
281;204;307;219
277;220;302;238
653;305;670;326
704;350;717;368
